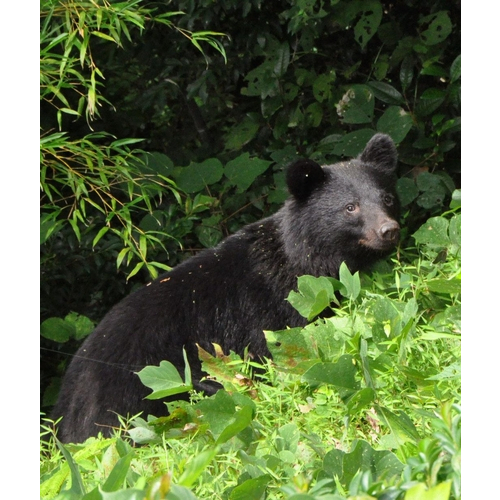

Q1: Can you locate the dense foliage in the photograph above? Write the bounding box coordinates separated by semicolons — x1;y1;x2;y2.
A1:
40;0;460;498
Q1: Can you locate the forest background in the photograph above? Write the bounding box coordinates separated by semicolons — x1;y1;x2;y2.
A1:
33;0;481;498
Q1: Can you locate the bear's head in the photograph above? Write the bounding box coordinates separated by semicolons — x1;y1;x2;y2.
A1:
283;133;400;277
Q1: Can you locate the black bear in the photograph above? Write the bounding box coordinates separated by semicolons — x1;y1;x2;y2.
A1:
52;133;400;443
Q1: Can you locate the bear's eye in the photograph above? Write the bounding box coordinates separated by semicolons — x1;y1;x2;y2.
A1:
345;203;356;213
383;194;394;206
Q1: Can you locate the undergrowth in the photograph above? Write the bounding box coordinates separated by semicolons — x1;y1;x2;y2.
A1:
40;207;461;500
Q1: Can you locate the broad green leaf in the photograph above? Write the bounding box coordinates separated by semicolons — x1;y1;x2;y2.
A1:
376;405;420;443
224;153;272;191
175;158;224;193
345;388;376;414
134;152;174;179
337;85;374;124
265;327;318;370
405;481;452;500
229;474;272;500
195;214;223;248
136;360;192;399
400;55;414;90
323;440;404;486
354;1;382;48
224;116;260;151
313;72;336;102
368;81;404;105
415;88;446;117
64;312;95;340
41;317;76;343
342;440;404;486
419;11;452;45
276;423;300;452
195;390;236;437
215;405;254;445
333;129;375;157
287;275;337;320
302;355;358;389
412;216;450;248
396;177;419;206
426;278;461;295
376;106;413;143
195;390;255;442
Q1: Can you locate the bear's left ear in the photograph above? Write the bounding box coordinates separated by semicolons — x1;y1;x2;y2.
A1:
286;158;325;201
359;133;398;173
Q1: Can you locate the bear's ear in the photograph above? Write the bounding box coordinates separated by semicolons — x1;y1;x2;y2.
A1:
359;133;397;173
286;159;326;201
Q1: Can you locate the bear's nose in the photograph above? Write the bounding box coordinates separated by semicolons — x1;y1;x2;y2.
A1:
379;221;400;242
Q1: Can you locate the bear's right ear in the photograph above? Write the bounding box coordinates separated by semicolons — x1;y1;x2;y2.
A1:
286;159;325;201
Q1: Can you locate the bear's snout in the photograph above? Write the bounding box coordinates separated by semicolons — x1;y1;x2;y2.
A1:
378;220;400;243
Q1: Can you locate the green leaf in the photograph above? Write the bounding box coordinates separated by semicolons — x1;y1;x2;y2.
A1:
101;452;134;492
338;262;360;300
40;317;76;343
354;1;382;48
224;116;260;151
396;177;419;206
323;440;404;486
450;55;461;83
224;153;272;191
342;440;404;485
376;405;421;443
415;88;446;117
405;481;452;500
178;447;218;487
195;215;223;248
333;129;375;157
368;81;404;105
136;360;193;399
400;56;414;90
313;72;336;102
419;11;452;45
92;226;110;247
426;278;461;295
273;42;290;77
412;216;450;248
55;439;86;496
287;275;337;320
376;106;413;143
195;390;252;440
216;405;254;445
302;355;358;390
64;312;95;341
345;388;376;415
265;327;317;370
229;474;272;500
337;85;374;124
175;158;224;193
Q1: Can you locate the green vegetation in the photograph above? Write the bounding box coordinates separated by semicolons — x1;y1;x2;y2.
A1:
40;0;460;498
41;212;461;499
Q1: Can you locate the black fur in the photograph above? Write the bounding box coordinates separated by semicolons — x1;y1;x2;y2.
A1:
52;133;400;443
